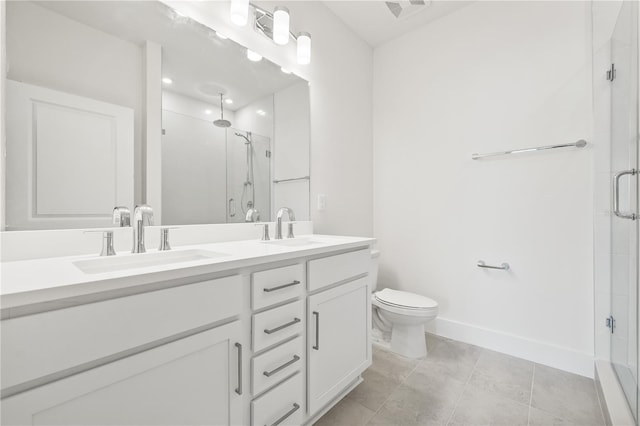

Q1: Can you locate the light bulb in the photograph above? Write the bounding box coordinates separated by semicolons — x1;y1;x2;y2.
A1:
273;7;290;45
247;49;263;62
297;32;311;65
230;0;249;26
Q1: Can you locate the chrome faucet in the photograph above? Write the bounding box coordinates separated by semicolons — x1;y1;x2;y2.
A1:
112;206;131;227
132;205;154;253
275;207;295;239
245;208;260;222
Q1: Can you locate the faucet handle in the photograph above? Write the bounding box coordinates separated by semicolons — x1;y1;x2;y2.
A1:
255;223;270;241
158;227;178;251
84;230;116;256
287;222;296;239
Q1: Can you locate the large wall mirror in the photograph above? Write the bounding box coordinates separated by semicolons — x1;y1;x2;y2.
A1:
4;0;310;230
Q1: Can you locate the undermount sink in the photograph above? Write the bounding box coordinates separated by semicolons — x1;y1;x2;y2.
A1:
263;238;323;247
73;249;228;274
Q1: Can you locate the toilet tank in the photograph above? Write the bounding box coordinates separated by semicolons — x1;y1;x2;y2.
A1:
370;249;380;292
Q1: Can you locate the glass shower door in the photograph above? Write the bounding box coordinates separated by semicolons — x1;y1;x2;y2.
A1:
610;0;639;420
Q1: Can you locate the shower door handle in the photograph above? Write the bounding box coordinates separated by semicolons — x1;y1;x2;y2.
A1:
613;169;637;221
229;198;236;217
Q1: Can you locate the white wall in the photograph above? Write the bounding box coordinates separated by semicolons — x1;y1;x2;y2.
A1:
162;0;373;237
5;1;144;205
374;1;594;376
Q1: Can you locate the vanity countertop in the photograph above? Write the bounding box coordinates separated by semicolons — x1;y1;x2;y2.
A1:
0;234;374;316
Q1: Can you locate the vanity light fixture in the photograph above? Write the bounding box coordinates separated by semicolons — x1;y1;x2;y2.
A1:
230;2;312;65
230;0;249;26
162;77;173;84
247;49;263;62
272;6;290;45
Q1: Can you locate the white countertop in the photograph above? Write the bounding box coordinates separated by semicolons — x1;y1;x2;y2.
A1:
0;234;374;316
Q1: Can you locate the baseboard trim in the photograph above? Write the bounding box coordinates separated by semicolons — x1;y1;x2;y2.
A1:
426;317;595;378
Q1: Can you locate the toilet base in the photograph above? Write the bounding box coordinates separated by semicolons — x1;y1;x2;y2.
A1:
390;323;427;359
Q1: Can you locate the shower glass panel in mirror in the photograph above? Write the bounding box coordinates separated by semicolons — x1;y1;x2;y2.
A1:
3;1;310;230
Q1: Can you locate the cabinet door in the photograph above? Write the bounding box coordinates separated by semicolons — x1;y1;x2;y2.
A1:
2;321;244;426
308;277;370;415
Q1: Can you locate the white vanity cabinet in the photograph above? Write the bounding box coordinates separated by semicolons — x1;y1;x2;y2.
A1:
307;249;372;416
1;321;244;426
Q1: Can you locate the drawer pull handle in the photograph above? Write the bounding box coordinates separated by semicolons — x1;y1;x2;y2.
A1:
263;280;301;292
266;403;300;426
263;355;301;377
264;318;301;334
313;311;320;350
235;342;242;395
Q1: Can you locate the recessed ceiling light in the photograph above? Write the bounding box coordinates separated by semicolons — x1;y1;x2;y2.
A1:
225;99;233;105
247;49;263;62
162;77;173;84
280;67;292;74
205;110;212;115
257;109;266;116
216;32;228;40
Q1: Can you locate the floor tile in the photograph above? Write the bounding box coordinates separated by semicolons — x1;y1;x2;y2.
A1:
467;349;534;404
415;336;482;383
367;369;466;426
531;364;605;426
528;407;578;426
371;346;420;382
348;368;402;411
448;384;530;426
314;397;375;426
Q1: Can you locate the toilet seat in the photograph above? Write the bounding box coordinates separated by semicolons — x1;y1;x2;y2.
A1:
374;288;438;310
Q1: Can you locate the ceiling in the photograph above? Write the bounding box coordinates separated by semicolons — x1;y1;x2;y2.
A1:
33;1;303;111
323;1;474;47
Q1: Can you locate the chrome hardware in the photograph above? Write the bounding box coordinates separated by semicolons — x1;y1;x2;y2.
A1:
229;198;236;217
85;230;116;256
255;223;270;241
477;260;510;271
112;206;131;227
613;169;637;221
264;318;301;334
287;223;295;239
471;139;587;160
235;342;242;395
159;227;178;251
312;311;320;350
132;205;154;253
245;207;261;222
263;355;300;377
606;316;616;334
273;175;310;184
275;207;296;239
263;280;301;293
267;403;300;426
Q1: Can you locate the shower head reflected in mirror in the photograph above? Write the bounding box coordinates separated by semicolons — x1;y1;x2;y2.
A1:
213;93;232;128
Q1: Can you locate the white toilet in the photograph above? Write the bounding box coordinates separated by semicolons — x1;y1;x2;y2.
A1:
370;250;438;359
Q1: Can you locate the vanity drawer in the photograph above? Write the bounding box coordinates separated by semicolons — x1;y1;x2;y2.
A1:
1;275;243;391
252;264;305;310
251;336;304;396
251;373;304;426
308;248;370;291
252;300;304;352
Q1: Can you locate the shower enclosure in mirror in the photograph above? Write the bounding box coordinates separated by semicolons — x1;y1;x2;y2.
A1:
3;0;310;230
609;1;639;420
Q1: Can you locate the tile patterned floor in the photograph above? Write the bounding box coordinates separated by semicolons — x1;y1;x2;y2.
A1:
315;334;605;426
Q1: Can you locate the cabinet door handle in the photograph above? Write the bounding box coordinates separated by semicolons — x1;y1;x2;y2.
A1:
266;403;300;426
263;280;301;292
264;318;301;334
313;311;320;350
263;355;300;377
234;342;242;395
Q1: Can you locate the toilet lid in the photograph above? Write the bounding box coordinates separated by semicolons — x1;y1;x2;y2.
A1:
375;288;438;310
